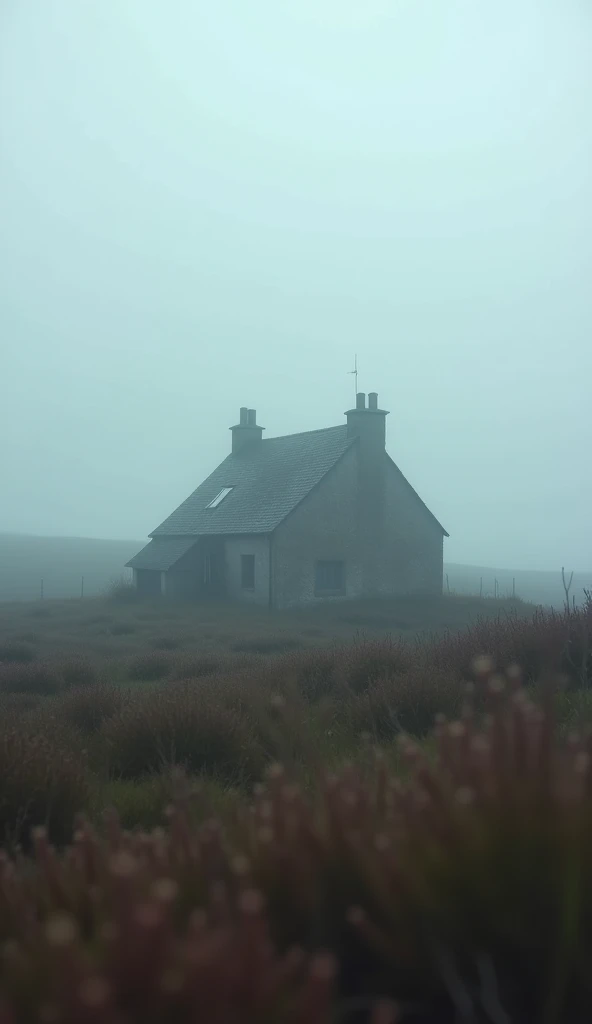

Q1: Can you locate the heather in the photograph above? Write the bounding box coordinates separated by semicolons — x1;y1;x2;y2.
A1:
103;684;266;783
0;594;590;841
1;675;592;1022
0;593;592;1020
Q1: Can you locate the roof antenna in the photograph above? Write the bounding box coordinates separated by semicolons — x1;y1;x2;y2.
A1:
348;354;358;402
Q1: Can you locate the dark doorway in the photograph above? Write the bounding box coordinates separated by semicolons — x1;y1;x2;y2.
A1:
202;540;225;597
165;539;225;600
241;554;255;590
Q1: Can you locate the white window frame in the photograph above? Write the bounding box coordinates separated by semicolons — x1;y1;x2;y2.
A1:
206;486;233;509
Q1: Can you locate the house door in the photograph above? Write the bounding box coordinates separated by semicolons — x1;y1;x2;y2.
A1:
202;543;225;598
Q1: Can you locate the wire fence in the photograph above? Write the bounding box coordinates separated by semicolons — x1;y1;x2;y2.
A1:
0;570;133;604
0;568;589;608
444;571;592;610
445;573;519;601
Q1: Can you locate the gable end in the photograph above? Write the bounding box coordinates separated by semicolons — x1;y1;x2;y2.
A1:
386;454;449;536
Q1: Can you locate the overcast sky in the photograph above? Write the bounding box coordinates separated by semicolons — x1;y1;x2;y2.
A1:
1;0;590;570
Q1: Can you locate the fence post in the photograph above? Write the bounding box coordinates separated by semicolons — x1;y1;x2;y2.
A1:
81;576;85;599
479;577;483;598
512;577;516;599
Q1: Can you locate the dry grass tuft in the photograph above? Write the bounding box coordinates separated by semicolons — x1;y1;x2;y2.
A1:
103;683;266;784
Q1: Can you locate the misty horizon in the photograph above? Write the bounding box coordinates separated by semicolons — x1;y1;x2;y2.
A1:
2;529;590;576
1;1;591;572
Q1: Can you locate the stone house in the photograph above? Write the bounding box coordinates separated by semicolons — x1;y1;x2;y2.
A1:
126;393;448;607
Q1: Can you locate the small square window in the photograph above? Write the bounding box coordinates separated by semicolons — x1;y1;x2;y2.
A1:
206;487;233;509
241;554;255;590
315;560;345;595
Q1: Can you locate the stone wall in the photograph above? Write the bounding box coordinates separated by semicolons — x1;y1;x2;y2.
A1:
224;535;271;605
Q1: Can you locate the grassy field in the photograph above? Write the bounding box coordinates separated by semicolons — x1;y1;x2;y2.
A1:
1;590;592;1021
0;589;536;662
1;589;590;833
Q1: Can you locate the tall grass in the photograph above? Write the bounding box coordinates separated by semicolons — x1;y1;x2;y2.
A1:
1;673;592;1021
0;597;589;850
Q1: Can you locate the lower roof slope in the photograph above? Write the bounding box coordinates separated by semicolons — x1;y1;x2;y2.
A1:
126;536;198;571
151;425;356;537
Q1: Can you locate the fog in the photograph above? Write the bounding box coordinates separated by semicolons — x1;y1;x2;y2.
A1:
1;0;590;571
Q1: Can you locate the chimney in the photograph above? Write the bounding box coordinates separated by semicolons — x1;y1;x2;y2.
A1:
345;390;389;595
346;392;388;452
230;406;264;454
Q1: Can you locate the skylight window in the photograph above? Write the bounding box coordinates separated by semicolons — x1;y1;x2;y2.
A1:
206;487;233;509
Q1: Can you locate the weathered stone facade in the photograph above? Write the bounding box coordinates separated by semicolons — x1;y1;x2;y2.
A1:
128;393;447;607
270;440;444;608
272;446;361;608
224;535;270;606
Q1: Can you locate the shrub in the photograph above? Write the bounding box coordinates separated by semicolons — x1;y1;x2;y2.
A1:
110;621;136;636
106;579;140;603
80;611;113;626
238;683;592;1024
1;674;592;1022
426;603;592;688
127;651;173;681
171;654;222;680
49;684;124;735
95;775;171;831
231;636;304;655
340;611;394;627
151;634;183;651
96;773;244;832
553;686;592;734
12;631;40;643
0;657;98;696
0;725;89;848
57;656;98;688
0;691;42;718
343;638;413;694
0;640;36;664
0;846;342;1024
103;683;266;784
350;668;465;740
287;648;341;701
0;661;64;695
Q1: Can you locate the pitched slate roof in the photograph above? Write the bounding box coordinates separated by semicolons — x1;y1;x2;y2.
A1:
126;424;448;574
126;536;198;571
150;425;356;537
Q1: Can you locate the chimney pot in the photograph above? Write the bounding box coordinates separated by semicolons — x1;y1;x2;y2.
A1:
368;392;378;411
356;392;366;411
230;407;264;453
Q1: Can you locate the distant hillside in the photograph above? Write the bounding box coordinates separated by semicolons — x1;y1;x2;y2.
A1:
0;534;139;602
445;563;592;609
0;534;590;607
